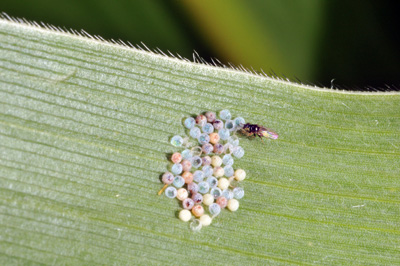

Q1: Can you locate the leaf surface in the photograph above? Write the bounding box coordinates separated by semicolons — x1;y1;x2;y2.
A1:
0;19;399;265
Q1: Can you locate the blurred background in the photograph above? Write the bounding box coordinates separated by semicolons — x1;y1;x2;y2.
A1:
1;0;399;90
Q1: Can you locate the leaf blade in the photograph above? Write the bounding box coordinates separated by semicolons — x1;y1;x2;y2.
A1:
1;19;399;265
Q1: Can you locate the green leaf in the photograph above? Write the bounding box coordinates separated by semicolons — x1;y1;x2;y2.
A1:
1;18;399;265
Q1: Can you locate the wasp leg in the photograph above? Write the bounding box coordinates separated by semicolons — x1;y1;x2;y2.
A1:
248;133;257;140
258;134;265;143
240;129;252;137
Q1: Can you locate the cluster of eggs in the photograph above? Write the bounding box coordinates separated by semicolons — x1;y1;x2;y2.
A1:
159;110;247;231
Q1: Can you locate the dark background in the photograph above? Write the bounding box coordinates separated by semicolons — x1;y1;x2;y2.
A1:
1;0;399;91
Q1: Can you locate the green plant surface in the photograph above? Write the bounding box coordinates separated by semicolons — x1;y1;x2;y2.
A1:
0;18;399;265
182;0;324;80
